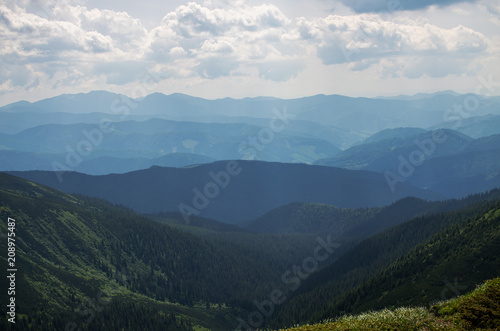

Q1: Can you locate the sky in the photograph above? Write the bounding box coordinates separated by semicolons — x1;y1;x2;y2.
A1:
0;0;499;105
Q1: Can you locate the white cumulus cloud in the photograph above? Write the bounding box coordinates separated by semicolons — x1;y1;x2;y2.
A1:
0;0;496;101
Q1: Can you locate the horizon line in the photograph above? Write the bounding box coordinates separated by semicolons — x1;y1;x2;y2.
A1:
3;89;496;108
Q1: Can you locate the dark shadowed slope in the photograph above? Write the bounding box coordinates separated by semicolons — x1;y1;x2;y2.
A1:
7;161;442;224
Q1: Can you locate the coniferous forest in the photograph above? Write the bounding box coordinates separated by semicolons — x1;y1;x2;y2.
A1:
2;1;500;329
0;169;499;329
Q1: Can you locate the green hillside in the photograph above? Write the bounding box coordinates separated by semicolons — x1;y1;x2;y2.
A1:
1;171;499;330
267;191;500;328
327;201;500;317
244;202;378;235
278;277;500;330
0;173;319;330
245;196;471;239
271;199;500;328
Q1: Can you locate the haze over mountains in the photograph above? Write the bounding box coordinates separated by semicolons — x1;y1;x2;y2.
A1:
1;91;500;209
8;161;441;224
2;91;500;132
315;129;500;197
1;91;500;170
1;90;500;330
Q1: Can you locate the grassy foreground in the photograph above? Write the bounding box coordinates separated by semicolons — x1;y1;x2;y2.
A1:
278;277;500;331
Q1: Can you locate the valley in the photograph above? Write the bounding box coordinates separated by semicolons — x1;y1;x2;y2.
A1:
2;0;500;329
1;91;499;330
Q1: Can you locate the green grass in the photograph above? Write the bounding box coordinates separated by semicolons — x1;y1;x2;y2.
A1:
430;277;500;330
277;277;500;331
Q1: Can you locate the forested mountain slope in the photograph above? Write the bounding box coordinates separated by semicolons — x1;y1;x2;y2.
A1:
267;191;500;328
0;173;321;330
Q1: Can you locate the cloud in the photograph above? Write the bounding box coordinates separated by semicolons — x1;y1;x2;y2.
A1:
0;0;494;98
256;59;306;81
0;2;149;91
0;61;35;86
340;0;476;13
147;3;302;79
0;5;120;61
378;56;478;79
160;2;289;36
299;14;489;78
195;56;240;78
92;61;150;85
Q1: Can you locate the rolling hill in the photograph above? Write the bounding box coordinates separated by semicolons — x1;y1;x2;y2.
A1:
352;127;428;146
244;194;495;240
1;174;498;330
3;91;500;175
403;148;500;197
2;89;500;330
244;202;378;235
432;114;500;139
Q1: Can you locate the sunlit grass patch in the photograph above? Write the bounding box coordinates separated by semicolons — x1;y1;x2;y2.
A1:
278;278;500;331
279;307;456;331
431;277;500;330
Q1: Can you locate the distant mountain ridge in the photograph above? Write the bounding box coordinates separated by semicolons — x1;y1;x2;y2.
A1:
353;127;428;146
7;161;442;224
0;151;216;174
2;89;500;330
3;90;500;131
315;130;500;198
375;90;461;100
2;90;499;199
0;119;342;166
316;129;474;170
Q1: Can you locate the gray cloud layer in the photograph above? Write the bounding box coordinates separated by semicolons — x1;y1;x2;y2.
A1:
340;0;475;13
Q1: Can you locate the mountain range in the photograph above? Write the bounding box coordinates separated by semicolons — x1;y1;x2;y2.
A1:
315;129;500;197
2;91;500;177
1;171;499;330
7;160;441;224
1;90;500;330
